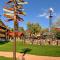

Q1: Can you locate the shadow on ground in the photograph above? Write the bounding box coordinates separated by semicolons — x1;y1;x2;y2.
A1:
0;41;9;45
20;48;31;54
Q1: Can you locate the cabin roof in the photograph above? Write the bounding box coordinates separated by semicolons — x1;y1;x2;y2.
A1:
0;19;7;29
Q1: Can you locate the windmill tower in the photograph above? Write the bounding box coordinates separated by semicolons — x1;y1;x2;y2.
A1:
3;0;28;60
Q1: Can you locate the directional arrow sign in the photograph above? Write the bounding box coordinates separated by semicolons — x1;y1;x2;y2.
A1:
3;8;14;13
3;8;25;15
4;14;13;19
4;13;14;16
18;2;28;5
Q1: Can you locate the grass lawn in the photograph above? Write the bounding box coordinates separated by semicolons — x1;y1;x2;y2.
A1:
0;41;60;57
0;56;12;60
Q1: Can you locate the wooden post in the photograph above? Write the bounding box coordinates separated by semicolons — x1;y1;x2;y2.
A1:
13;0;18;60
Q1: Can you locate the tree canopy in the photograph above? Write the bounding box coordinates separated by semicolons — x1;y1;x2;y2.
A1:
27;22;41;35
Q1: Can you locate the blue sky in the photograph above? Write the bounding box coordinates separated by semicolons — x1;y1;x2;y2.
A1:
0;0;60;30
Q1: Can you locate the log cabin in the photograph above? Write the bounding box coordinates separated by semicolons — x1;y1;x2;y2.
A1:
0;19;8;41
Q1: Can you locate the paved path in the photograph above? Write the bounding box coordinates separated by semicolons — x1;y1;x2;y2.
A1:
0;51;60;60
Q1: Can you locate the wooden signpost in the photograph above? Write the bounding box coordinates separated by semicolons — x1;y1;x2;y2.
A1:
3;0;28;60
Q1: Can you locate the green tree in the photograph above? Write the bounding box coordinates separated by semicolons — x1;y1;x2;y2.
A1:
27;22;41;36
10;28;14;32
53;17;60;28
19;27;25;33
55;31;60;39
52;27;60;39
52;17;60;39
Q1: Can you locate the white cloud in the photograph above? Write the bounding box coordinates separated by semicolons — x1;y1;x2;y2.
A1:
45;15;49;19
37;12;46;17
37;12;49;19
40;13;46;17
53;13;56;16
37;8;56;19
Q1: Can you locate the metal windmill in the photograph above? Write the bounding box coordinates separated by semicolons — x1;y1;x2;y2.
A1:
48;8;54;39
3;0;28;60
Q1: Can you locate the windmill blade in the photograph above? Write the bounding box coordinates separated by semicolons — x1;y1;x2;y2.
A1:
3;8;14;13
